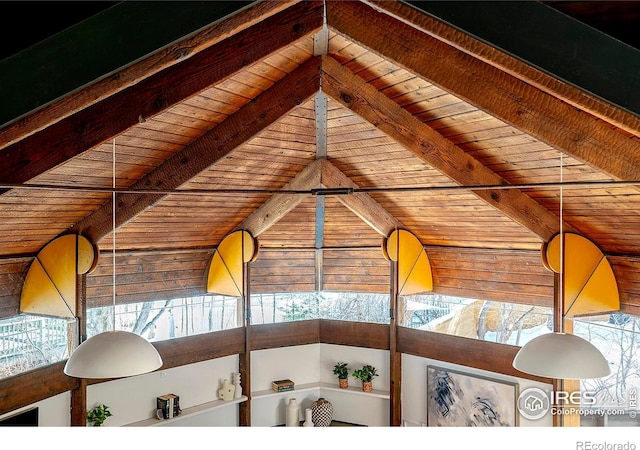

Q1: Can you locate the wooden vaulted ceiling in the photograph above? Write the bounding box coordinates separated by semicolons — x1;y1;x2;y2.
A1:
1;1;640;318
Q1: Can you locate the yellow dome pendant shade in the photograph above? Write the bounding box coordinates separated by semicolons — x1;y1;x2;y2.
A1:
207;230;258;296
543;232;619;317
383;229;433;295
20;234;98;318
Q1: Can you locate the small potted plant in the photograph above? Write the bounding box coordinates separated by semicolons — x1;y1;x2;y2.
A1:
352;364;379;392
87;404;112;427
333;362;350;389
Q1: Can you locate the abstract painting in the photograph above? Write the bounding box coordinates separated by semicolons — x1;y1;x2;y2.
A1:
427;365;518;426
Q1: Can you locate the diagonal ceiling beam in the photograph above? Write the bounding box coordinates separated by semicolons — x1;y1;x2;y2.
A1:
0;1;323;187
327;1;640;181
75;57;321;243
235;158;322;237
235;157;404;239
369;0;640;137
320;159;403;237
321;55;575;241
1;1;304;147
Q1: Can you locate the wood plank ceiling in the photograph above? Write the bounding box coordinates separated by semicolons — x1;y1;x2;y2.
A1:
1;0;640;317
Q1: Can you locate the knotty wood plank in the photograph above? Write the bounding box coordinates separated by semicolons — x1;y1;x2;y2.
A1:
0;2;322;189
1;1;305;147
75;57;321;243
321;54;574;241
370;0;640;136
328;1;640;182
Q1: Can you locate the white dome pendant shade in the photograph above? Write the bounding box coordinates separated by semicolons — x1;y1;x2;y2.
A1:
513;153;611;380
64;330;162;379
64;139;162;379
512;332;610;380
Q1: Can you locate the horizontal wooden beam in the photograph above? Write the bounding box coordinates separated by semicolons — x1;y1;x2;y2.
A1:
248;321;320;350
154;328;245;369
319;319;390;350
0;361;77;417
397;326;552;384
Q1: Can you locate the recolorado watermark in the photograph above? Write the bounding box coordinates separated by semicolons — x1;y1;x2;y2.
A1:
517;387;637;421
576;442;636;450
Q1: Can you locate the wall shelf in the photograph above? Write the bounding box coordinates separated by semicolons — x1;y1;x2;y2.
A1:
252;382;320;399
251;382;389;400
125;395;248;427
319;382;390;399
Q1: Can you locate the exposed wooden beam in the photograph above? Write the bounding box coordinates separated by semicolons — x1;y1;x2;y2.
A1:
370;0;640;137
74;57;322;243
397;326;552;384
327;1;640;181
321;55;573;241
0;361;77;417
0;1;304;147
320;159;403;237
236;156;405;238
235;158;322;237
0;2;323;187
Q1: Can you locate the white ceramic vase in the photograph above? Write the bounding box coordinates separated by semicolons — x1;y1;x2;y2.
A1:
232;372;242;399
303;408;314;427
286;398;299;427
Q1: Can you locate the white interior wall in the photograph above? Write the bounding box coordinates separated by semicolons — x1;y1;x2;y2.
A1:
401;354;553;427
0;391;70;426
250;343;321;426
4;343;553;428
87;355;239;426
248;343;392;426
319;343;390;426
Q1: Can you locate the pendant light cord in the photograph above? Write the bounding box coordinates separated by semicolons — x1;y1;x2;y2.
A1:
112;138;117;332
559;152;564;334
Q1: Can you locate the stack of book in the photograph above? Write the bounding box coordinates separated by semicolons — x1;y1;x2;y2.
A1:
272;379;295;392
156;393;180;419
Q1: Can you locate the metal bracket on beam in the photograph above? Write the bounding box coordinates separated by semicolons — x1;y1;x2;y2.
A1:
312;187;354;196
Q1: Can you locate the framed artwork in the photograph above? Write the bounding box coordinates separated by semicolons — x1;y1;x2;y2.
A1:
427;365;519;426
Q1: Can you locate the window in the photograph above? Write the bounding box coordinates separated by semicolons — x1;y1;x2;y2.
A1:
87;295;240;340
575;313;640;425
399;293;552;346
249;291;390;325
0;314;70;379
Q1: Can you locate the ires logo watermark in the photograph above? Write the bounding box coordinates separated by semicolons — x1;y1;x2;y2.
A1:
517;387;637;421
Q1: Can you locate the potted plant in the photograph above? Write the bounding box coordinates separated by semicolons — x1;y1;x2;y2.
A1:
87;404;112;427
352;364;379;392
332;362;350;389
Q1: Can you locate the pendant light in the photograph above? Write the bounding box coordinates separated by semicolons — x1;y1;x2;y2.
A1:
512;153;610;380
64;139;162;379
